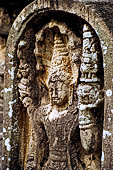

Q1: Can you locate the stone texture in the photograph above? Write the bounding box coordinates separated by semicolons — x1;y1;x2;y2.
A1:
0;7;13;169
0;35;6;170
2;0;113;170
0;3;37;169
0;8;11;35
17;20;82;170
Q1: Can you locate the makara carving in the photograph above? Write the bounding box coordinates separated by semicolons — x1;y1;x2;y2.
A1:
17;21;103;170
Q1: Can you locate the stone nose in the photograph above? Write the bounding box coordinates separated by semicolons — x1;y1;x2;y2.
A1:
52;88;57;98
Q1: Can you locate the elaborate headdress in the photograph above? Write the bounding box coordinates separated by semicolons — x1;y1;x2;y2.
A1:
48;33;73;106
48;33;73;85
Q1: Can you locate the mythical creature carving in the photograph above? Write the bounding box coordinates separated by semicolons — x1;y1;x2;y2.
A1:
17;21;103;170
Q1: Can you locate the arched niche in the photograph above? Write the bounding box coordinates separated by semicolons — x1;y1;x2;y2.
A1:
4;1;112;170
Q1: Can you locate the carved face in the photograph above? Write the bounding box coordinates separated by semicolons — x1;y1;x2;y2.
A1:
48;80;69;106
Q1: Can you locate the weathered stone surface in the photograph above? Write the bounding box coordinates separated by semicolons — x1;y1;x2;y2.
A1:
0;35;6;170
17;19;82;170
0;2;38;170
3;0;113;170
0;8;11;35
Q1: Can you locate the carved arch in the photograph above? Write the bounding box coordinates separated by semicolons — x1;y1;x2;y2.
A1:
4;1;111;170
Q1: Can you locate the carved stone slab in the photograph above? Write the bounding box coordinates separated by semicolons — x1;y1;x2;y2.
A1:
4;0;113;170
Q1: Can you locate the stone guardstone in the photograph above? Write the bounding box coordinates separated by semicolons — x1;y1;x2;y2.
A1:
4;0;113;170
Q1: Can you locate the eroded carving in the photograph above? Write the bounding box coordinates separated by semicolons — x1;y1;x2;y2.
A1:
17;21;103;170
77;24;104;169
77;84;103;151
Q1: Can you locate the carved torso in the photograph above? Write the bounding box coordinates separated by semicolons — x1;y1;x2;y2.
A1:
33;104;79;170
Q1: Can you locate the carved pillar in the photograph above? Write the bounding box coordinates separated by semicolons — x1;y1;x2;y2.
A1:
77;24;104;170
